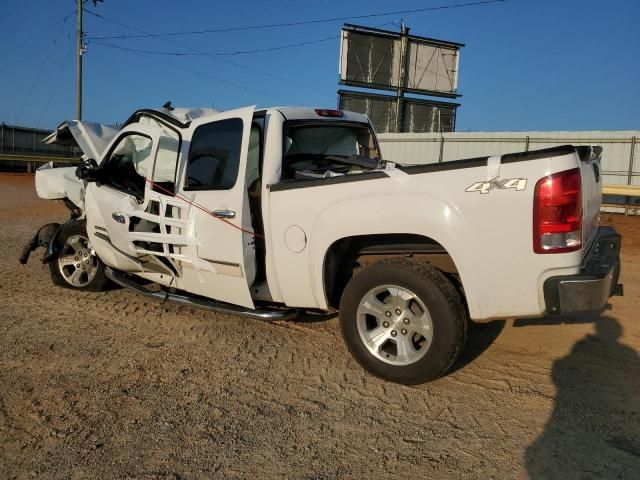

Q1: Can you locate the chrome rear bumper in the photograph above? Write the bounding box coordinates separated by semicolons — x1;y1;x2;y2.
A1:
544;226;623;315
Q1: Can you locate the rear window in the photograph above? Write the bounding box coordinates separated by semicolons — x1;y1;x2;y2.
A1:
285;124;379;159
282;123;380;180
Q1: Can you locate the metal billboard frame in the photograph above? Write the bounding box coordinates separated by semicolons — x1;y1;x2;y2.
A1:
339;24;464;99
338;89;459;134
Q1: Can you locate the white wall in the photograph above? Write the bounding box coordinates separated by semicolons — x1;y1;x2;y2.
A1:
378;131;640;187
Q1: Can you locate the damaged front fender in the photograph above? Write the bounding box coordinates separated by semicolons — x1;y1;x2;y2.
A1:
37;119;120;212
35;163;85;211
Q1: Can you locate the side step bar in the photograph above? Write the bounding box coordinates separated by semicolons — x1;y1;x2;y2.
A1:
105;267;299;321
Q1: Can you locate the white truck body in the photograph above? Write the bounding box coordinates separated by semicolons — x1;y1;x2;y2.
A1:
29;104;622;383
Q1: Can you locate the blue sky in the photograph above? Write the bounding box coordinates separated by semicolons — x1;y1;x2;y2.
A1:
0;0;638;131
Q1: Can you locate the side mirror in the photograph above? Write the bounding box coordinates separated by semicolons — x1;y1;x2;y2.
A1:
75;158;102;182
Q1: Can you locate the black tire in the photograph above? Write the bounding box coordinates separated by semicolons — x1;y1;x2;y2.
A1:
49;221;111;291
339;258;467;385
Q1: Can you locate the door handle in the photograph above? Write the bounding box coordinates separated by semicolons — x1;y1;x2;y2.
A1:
112;212;126;224
212;209;236;219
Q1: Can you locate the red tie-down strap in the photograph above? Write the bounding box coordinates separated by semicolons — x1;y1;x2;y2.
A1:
144;177;264;239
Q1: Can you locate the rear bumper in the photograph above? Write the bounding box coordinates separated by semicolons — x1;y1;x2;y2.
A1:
544;226;623;315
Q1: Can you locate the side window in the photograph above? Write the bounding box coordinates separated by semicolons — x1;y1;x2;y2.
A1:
186;118;243;190
102;133;152;197
151;129;180;194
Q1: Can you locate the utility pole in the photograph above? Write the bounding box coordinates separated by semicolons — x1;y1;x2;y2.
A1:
395;21;410;133
76;0;83;120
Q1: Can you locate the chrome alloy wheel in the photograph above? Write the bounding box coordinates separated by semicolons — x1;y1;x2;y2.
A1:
356;284;434;366
57;234;98;287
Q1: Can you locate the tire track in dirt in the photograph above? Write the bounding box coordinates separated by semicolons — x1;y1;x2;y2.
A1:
2;174;639;479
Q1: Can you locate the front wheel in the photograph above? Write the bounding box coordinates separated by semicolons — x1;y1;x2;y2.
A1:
339;258;467;384
49;221;111;291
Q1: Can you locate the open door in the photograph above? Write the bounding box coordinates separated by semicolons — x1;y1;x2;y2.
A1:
85;107;258;309
85;122;190;276
174;106;257;308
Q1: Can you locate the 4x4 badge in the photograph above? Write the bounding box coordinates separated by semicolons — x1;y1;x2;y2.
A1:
466;177;527;195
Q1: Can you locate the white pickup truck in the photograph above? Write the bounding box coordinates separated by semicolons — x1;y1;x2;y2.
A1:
22;105;623;384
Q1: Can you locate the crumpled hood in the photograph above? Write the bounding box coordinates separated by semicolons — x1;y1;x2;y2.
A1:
43;121;120;161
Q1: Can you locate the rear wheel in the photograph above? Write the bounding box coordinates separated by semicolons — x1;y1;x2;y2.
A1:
339;258;467;384
49;221;110;291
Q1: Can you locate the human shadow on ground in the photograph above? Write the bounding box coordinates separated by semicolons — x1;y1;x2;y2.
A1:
525;315;640;479
513;310;607;328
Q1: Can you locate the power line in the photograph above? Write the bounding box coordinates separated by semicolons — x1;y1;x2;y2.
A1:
0;9;76;60
86;0;507;40
84;9;332;99
85;4;310;103
36;27;74;128
91;34;339;57
89;22;448;68
15;12;72;124
0;0;49;30
90;26;455;90
96;42;302;105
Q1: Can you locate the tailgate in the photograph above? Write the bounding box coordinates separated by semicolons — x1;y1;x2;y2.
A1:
577;146;603;254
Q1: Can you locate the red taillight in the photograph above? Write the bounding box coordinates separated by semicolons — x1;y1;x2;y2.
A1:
533;168;582;254
315;109;344;118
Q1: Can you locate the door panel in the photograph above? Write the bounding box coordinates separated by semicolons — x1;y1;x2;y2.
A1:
176;106;257;308
86;124;163;272
86;123;192;277
86;184;144;272
85;108;259;309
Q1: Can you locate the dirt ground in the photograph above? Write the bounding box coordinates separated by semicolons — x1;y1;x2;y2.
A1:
0;172;638;479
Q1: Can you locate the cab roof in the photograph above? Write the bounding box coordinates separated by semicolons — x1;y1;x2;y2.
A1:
138;106;371;125
44;105;372;159
262;107;370;124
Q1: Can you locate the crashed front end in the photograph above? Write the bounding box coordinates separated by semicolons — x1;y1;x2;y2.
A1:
20;120;119;265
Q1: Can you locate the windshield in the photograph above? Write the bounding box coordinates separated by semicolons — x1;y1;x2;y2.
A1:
285;123;379;160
